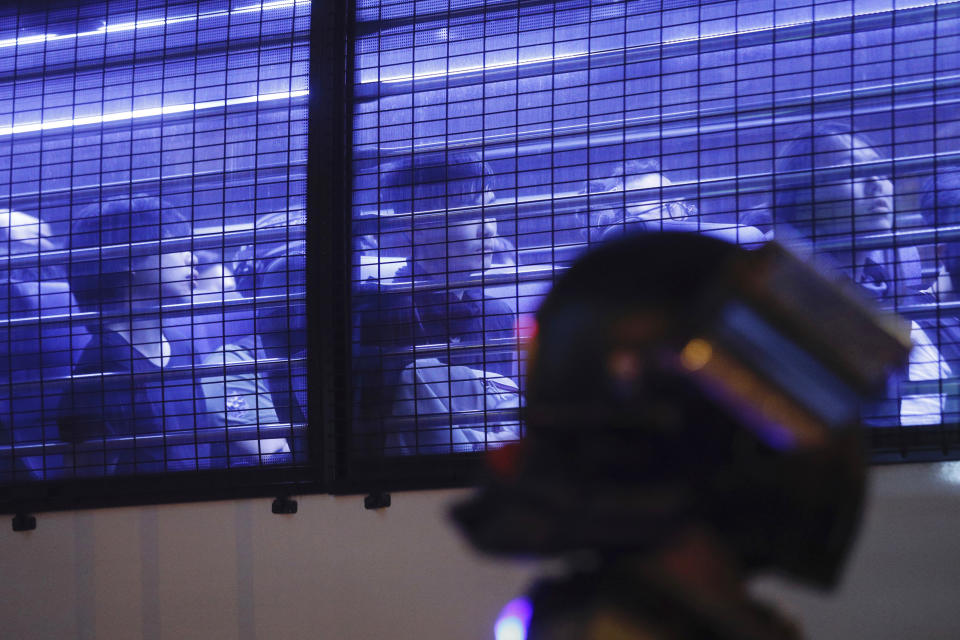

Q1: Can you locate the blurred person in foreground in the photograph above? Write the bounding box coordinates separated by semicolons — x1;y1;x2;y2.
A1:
453;232;910;640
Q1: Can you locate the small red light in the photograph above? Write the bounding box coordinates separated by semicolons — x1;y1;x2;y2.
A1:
488;442;524;479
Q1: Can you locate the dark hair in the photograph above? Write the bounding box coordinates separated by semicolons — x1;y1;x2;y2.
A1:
69;197;192;312
232;210;306;297
382;149;492;215
773;121;883;237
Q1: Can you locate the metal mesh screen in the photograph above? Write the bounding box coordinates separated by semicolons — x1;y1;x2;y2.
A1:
0;0;311;482
350;0;960;463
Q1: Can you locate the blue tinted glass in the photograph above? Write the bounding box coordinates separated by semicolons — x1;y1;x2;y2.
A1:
351;0;960;458
0;0;310;482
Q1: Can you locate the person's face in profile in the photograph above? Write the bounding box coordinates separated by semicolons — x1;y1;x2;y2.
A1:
131;250;199;309
446;216;498;273
415;187;498;276
810;138;894;236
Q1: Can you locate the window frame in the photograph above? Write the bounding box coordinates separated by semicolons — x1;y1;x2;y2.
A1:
7;0;960;517
336;0;960;484
0;0;347;515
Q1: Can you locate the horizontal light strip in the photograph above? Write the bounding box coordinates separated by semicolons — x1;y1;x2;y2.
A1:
364;72;960;161
3;162;303;202
372;0;957;84
0;89;309;137
0;0;310;50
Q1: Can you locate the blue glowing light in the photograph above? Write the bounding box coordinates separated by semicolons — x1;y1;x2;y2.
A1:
0;0;311;50
0;90;309;137
494;597;533;640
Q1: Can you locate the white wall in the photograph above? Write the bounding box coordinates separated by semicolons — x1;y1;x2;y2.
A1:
0;463;957;640
754;462;960;640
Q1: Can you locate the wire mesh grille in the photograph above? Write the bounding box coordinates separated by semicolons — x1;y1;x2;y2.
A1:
0;0;311;482
350;0;960;463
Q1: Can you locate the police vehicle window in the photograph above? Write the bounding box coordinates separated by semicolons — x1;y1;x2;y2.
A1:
0;0;309;484
350;0;960;464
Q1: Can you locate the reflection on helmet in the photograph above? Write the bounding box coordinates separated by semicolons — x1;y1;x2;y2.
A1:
453;231;909;589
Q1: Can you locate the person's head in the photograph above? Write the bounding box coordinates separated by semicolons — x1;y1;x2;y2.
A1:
69;197;198;315
921;170;960;297
774;122;893;239
233;210;306;299
623;161;693;222
591;159;694;239
383;150;499;277
582;161;626;195
453;233;909;590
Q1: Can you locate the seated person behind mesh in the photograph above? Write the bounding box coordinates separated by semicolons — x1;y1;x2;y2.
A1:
254;241;307;430
590;158;695;242
183;249;240;360
773;121;947;427
773;122;922;298
918;170;960;374
354;150;519;453
57;197;216;475
193;248;237;302
198;239;300;464
0;209;77;480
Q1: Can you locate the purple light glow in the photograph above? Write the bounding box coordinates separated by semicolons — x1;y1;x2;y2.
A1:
494;596;533;640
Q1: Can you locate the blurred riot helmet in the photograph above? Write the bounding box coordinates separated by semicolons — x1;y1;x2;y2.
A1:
453;232;909;589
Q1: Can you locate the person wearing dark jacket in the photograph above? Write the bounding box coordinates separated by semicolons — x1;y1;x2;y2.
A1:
57;197;214;475
354;150;518;454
